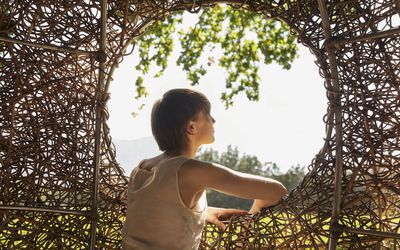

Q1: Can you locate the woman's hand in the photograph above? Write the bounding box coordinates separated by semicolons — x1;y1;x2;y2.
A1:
248;208;261;215
205;207;249;231
248;198;284;215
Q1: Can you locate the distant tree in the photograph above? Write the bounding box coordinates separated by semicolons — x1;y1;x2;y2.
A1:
272;164;306;191
195;146;305;210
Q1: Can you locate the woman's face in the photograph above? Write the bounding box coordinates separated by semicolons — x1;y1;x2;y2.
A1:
193;109;216;145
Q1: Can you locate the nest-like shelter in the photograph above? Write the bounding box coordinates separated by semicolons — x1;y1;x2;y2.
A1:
0;0;399;249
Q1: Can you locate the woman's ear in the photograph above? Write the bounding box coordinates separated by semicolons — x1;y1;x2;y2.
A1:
186;120;197;135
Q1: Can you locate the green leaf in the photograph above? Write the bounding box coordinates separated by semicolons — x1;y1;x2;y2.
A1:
131;4;298;108
134;76;148;100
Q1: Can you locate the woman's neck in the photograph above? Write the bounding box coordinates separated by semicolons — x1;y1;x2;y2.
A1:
165;144;198;159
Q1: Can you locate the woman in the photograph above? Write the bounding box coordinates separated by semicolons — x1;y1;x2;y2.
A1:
122;88;287;249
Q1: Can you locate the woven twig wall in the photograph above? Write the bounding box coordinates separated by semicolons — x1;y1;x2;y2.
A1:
0;0;399;249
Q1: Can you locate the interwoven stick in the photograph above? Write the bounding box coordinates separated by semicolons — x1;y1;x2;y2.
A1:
0;0;399;248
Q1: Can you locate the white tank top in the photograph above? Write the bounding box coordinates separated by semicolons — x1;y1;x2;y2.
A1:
122;156;207;249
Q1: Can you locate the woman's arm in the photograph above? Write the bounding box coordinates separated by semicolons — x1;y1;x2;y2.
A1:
180;159;288;212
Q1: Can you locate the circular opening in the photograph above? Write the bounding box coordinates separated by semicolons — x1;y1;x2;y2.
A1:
108;10;326;179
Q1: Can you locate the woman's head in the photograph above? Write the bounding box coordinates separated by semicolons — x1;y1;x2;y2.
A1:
151;88;214;152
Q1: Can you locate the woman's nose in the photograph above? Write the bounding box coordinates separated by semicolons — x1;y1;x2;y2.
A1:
211;116;216;123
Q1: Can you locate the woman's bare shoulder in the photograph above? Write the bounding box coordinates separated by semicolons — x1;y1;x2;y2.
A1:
180;159;228;180
138;154;168;170
181;158;215;169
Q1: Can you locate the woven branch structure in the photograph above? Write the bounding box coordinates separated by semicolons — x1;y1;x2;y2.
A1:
0;0;399;249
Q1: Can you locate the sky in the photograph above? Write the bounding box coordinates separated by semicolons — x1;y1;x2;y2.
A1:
107;11;327;173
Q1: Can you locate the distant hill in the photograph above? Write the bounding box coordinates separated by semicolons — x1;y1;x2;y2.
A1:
112;136;161;174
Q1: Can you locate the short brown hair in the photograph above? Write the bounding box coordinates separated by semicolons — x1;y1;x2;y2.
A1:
151;88;211;152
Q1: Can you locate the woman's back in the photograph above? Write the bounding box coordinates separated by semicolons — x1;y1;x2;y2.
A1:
122;155;207;250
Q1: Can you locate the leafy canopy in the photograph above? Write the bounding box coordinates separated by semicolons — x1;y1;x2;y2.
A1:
132;4;298;108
